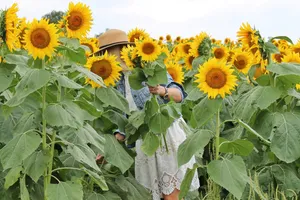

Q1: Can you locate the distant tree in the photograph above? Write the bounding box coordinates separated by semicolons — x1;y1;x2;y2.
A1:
42;10;65;24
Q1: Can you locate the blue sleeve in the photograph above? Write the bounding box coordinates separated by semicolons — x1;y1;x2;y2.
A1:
160;73;187;103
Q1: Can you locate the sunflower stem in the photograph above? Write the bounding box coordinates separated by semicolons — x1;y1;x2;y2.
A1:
47;131;56;185
41;59;49;196
215;108;220;160
267;52;275;87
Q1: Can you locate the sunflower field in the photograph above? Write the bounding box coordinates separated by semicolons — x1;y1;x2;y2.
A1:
1;2;300;200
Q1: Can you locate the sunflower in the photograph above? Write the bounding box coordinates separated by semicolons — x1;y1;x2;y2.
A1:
272;48;287;63
254;59;267;79
190;32;210;57
136;38;161;62
65;2;93;38
4;3;21;52
185;54;195;70
281;52;300;63
195;58;237;99
85;51;122;87
24;18;59;60
224;38;231;44
128;28;149;43
159;36;164;41
237;23;255;48
17;17;28;49
231;50;253;74
121;45;135;68
176;36;181;42
81;38;98;56
177;42;191;57
166;34;172;42
296;84;300;90
166;62;184;84
292;41;300;54
212;46;229;60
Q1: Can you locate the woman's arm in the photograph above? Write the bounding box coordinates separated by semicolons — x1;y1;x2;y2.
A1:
148;85;182;103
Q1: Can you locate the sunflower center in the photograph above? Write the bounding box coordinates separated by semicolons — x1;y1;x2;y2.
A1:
30;28;51;49
234;55;247;69
142;42;155;55
274;54;283;63
183;44;191;54
206;68;227;89
130;34;141;42
68;11;83;30
214;49;225;59
91;60;112;79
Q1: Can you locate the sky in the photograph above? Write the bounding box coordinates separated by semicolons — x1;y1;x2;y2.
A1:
1;0;299;42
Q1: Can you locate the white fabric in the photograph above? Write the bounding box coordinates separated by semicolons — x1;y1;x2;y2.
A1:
123;71;138;112
135;117;200;200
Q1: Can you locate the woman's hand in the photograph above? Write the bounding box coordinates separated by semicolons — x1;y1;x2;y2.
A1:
148;85;166;96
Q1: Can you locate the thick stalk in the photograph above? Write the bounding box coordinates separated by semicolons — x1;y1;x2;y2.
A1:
215;109;220;160
47;131;56;184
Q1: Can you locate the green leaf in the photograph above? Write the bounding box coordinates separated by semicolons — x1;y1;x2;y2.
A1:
219;139;254;156
233;86;281;122
102;110;128;133
129;68;147;90
85;192;121;200
23;150;51;182
62;100;96;122
46;181;83;200
287;88;300;99
269;36;293;44
83;169;108;191
256;75;270;86
207;156;249;200
271;164;300;194
4;54;29;67
190;97;222;128
5;69;51;107
141;132;160;156
115;176;152;200
264;42;279;54
128;110;145;129
20;176;30;200
104;135;134;174
0;63;15;92
74;99;102;118
271;112;300;163
253;111;276;139
177;130;212;167
74;65;105;87
0;108;15;143
149;111;173;134
0;131;41;170
4;166;22;189
144;95;159;122
96;87;130;115
66;144;100;172
45;104;78;128
267;63;300;75
185;88;205;101
56;74;83;89
146;64;168;86
179;166;198;200
13;112;36;135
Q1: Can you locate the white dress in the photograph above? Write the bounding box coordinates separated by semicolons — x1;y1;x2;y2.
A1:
135;117;200;200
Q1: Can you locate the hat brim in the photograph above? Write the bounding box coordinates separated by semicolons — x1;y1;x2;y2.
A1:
94;41;135;55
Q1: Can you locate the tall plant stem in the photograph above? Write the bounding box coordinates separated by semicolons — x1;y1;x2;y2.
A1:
215;108;220;160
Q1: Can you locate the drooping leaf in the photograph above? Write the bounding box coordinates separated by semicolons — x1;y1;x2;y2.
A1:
102;110;128;133
85;192;121;200
271;111;300;163
4;54;29;67
207;156;249;200
0;131;41;170
5;69;51;107
56;74;83;89
141;132;160;156
45;104;78;128
128;110;145;129
62;100;96;122
146;63;168;86
4;165;22;189
264;42;279;54
83;169;108;191
46;181;83;200
269;36;293;44
177;130;212;167
96;87;130;115
104;135;134;174
66;144;100;172
267;63;300;76
129;68;147;90
219;139;254;156
144;95;159;122
190;97;222;128
0;63;15;92
74;64;105;87
115;176;152;200
149;111;173;134
179;165;198;200
13;112;36;135
185;87;205;101
23;150;51;182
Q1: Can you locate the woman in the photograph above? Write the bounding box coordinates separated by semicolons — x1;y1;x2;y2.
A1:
96;29;200;200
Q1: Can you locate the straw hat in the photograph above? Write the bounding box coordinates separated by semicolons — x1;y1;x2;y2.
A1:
95;29;134;55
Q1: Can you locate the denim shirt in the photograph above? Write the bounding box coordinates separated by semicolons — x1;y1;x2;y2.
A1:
115;73;187;110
